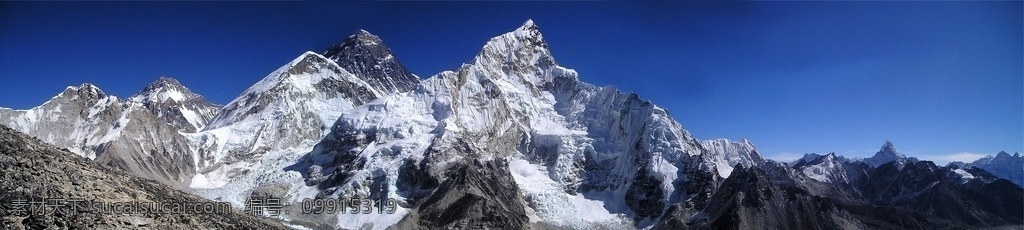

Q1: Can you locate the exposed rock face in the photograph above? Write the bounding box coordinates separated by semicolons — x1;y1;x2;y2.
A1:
323;29;420;94
0;124;286;229
402;159;530;229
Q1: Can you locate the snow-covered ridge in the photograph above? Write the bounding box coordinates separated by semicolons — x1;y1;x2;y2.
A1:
204;51;381;130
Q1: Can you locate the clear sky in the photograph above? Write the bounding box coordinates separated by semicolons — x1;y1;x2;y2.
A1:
1;2;1020;164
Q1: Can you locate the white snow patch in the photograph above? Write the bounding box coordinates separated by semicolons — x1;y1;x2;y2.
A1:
508;156;627;228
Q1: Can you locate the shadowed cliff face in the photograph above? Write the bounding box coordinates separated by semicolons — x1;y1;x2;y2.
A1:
395;159;530;230
0;125;286;229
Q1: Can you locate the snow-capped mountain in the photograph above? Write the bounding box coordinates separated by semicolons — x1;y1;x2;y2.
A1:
323;29;420;94
862;140;918;168
127;76;220;132
0;79;211;186
698;138;765;178
0;83;123;159
952;151;1024;187
792;152;850;184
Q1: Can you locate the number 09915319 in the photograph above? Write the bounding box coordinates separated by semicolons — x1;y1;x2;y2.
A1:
300;197;397;214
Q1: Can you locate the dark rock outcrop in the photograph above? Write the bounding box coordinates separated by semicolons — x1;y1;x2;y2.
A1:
323;30;420;94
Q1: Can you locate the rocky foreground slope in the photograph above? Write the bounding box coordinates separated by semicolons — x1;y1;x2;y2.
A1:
0;125;286;229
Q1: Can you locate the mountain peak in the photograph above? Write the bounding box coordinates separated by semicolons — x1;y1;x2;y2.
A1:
881;140;895;150
70;82;100;91
471;19;553;76
321;29;418;94
127;76;219;132
354;29;378;40
510;19;545;45
141;76;184;91
156;76;179;83
61;83;105;99
130;77;195;103
519;19;537;31
865;140;908;168
993;151;1017;161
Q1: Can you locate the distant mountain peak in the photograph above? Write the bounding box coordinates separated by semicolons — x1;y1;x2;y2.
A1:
128;76;219;132
321;29;418;94
60;83;106;100
865;140;908;168
67;82;101;92
498;19;547;49
519;19;538;32
877;140;903;157
353;29;380;43
468;19;557;86
881;140;896;151
130;77;197;103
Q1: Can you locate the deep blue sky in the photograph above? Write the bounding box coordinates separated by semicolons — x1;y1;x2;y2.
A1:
1;2;1020;163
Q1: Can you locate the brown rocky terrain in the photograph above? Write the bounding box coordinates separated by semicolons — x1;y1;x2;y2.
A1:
0;124;287;229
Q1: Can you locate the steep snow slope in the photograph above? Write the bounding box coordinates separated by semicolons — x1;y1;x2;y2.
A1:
186;51;382;189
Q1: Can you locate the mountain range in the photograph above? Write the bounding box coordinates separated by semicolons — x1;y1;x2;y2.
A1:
1;20;1020;229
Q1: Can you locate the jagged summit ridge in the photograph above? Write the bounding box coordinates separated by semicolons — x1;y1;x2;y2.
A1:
322;29;419;94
